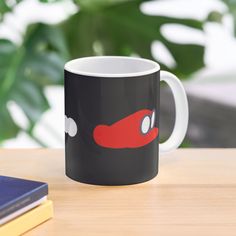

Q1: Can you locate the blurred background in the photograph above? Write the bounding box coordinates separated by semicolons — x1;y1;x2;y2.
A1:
0;0;235;148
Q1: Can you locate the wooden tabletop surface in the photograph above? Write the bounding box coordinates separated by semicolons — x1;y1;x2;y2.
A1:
0;149;236;236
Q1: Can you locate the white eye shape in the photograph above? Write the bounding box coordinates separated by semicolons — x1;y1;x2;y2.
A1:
65;115;78;137
65;115;69;133
68;117;77;137
151;110;155;128
141;116;150;134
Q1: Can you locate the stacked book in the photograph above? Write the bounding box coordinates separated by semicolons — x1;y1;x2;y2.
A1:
0;176;53;235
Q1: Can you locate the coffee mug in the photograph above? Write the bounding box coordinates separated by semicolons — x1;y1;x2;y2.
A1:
64;56;188;185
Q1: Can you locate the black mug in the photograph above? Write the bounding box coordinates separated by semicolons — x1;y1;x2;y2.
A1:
64;56;188;185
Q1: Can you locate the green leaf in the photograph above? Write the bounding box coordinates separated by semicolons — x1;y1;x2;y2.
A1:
0;24;68;142
62;0;204;78
75;0;133;10
0;0;22;18
11;81;50;123
0;106;19;142
0;1;12;16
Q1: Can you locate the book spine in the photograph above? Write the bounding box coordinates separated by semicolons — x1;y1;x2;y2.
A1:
0;184;48;219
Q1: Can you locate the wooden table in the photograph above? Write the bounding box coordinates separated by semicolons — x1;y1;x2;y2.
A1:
0;149;236;236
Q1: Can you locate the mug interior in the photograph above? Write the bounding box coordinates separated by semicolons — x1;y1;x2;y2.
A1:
64;56;160;78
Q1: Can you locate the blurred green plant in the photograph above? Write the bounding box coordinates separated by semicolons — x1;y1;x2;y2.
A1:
0;1;20;16
0;25;68;145
0;0;205;146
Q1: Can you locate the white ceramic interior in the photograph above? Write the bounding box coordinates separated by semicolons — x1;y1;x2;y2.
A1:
64;56;160;78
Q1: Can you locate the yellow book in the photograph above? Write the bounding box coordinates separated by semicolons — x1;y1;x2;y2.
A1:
0;200;53;236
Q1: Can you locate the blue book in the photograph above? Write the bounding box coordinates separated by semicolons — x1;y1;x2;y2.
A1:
0;176;48;221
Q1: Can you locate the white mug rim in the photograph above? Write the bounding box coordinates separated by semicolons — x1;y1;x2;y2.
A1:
64;56;160;78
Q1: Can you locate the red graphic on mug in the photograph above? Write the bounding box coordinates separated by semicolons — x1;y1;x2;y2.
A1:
93;109;158;148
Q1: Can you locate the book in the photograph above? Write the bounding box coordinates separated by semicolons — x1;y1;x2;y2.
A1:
0;175;48;221
0;196;47;225
0;200;53;236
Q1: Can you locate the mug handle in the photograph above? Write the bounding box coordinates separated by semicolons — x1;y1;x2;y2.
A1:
159;71;189;154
